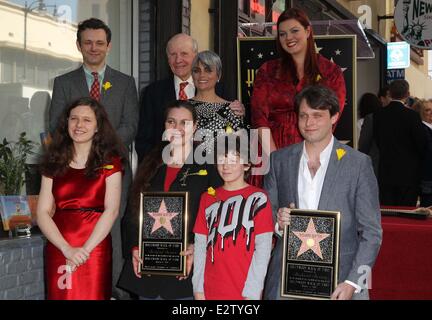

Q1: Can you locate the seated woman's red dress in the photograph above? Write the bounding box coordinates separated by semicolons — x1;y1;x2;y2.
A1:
45;158;122;300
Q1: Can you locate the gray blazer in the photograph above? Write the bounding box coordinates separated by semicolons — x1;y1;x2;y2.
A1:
263;139;382;300
49;65;139;146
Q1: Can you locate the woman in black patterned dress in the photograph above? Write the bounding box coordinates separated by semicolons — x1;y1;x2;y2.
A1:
189;50;245;153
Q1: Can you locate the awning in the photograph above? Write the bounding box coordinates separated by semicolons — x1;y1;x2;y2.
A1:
311;19;375;59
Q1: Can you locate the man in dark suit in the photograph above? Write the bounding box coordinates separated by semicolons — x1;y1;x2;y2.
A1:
49;18;139;299
264;85;382;300
374;80;427;206
419;100;432;207
134;33;244;163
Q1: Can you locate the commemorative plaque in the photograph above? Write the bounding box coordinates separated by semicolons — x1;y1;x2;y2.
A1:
281;209;340;299
138;192;189;276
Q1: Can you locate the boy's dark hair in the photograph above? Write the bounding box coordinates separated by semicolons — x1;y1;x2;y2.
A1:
77;18;112;44
389;79;409;100
294;85;340;116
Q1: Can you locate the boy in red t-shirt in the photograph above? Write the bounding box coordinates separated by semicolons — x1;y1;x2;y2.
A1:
192;137;274;300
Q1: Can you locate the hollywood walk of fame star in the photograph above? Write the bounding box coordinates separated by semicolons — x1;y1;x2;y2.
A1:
148;199;179;235
293;218;330;259
330;58;348;73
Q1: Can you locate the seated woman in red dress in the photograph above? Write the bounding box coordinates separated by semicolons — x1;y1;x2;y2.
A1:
249;8;346;186
37;97;126;300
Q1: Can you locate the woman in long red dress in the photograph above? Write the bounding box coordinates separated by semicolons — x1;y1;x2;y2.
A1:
250;8;346;186
37;97;125;300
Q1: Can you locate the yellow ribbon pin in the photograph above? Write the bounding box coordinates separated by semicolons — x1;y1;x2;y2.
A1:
207;187;216;197
225;124;233;134
336;148;346;161
197;170;208;176
103;81;112;91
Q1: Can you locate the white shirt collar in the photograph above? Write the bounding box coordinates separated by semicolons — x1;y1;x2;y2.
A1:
423;121;432;130
174;75;195;99
83;64;106;76
301;136;335;166
298;136;335;211
174;75;194;87
390;99;407;106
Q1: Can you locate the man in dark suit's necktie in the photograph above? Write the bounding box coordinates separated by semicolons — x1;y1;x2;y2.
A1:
179;81;188;100
90;72;100;101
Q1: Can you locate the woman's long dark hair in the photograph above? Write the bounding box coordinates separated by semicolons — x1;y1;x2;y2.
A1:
358;93;382;119
276;7;320;85
129;100;197;213
40;97;126;178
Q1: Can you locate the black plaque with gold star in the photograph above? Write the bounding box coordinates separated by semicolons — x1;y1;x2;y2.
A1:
237;35;357;147
138;192;189;276
281;209;341;300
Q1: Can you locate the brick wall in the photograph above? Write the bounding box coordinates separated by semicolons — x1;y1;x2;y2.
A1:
138;0;191;91
0;235;45;300
182;0;191;34
138;0;154;90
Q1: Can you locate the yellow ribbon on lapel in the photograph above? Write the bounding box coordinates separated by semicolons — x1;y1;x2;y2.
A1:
103;81;112;91
336;148;346;161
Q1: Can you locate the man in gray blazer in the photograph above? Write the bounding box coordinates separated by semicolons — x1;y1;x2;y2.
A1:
263;85;382;300
49;18;138;299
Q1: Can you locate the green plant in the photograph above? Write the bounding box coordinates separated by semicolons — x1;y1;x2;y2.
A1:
0;132;37;195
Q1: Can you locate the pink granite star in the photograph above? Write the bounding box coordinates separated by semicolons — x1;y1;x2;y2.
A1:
293;218;330;259
148;199;179;235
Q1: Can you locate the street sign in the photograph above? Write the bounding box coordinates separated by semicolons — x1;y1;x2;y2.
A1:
387;41;410;69
386;68;405;84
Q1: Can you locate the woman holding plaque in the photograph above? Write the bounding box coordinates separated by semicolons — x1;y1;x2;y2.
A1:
37;97;125;300
118;100;223;300
249;7;346;187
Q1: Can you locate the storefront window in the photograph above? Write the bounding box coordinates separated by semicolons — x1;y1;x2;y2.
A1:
238;0;286;36
272;0;285;23
0;0;133;163
250;0;265;23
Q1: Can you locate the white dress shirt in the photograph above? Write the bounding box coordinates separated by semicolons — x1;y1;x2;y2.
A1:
174;75;195;99
298;137;334;210
274;137;334;234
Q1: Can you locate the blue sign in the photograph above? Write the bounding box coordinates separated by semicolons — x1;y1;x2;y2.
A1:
386;68;405;84
387;41;410;69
